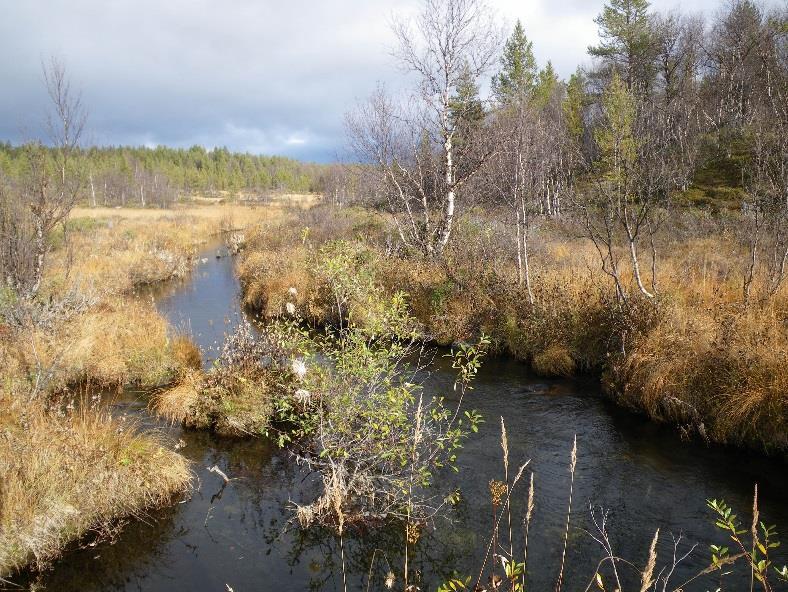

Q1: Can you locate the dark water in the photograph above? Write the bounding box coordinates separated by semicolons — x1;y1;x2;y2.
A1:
151;244;246;368
16;247;788;592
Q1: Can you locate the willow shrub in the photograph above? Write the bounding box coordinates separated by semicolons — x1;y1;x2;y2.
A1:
263;288;488;530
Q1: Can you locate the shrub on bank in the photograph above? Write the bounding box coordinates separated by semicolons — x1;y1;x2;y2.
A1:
236;205;788;452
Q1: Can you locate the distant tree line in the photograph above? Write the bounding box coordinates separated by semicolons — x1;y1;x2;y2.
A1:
0;143;326;208
0;59;334;303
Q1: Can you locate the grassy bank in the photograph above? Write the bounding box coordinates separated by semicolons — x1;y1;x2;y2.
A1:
152;322;296;437
0;204;291;578
53;204;295;295
0;400;191;576
236;205;788;452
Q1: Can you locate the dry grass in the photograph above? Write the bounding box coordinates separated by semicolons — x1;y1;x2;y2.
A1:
48;204;290;298
0;398;191;576
0;203;292;576
532;343;576;377
151;369;204;425
238;244;313;316
236;205;788;451
180;192;319;208
152;365;278;437
612;299;788;449
171;334;202;372
2;299;187;391
70;202;304;222
59;300;177;387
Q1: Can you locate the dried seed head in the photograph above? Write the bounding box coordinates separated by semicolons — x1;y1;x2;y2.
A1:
639;528;659;592
291;358;307;380
406;522;421;544
500;417;509;475
526;472;535;524
489;479;507;506
570;435;577;474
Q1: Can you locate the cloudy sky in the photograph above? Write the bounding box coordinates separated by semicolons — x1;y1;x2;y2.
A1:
1;0;734;161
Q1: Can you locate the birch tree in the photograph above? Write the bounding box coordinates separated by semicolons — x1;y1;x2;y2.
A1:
0;58;86;300
485;103;540;302
485;22;579;300
734;5;788;303
348;0;499;256
582;73;656;302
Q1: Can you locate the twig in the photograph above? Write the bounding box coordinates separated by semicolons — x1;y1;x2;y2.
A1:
208;464;231;483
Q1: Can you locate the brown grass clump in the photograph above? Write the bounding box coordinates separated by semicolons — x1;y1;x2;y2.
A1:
153;366;277;437
532;343;577;377
171;334;202;372
207;373;277;437
239;219;413;335
3;299;184;391
151;324;291;437
610;300;788;451
238;245;313;316
151;369;205;425
63;300;177;387
0;399;191;576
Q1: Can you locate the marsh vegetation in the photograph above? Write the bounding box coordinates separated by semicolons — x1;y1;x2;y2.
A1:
0;0;786;590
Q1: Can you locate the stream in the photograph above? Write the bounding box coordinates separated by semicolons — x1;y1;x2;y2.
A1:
20;245;788;592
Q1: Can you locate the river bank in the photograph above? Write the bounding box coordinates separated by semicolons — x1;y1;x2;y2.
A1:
12;242;787;592
0;205;289;579
236;204;788;454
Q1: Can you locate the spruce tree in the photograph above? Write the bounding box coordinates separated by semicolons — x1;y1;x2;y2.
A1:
492;20;537;105
450;62;485;150
588;0;655;91
562;70;586;143
451;62;485;127
596;71;638;187
532;61;559;110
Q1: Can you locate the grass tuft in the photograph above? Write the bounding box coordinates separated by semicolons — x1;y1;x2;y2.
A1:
0;399;192;576
532;343;576;377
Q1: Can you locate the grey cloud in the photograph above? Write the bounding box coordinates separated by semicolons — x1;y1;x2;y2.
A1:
0;0;764;161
